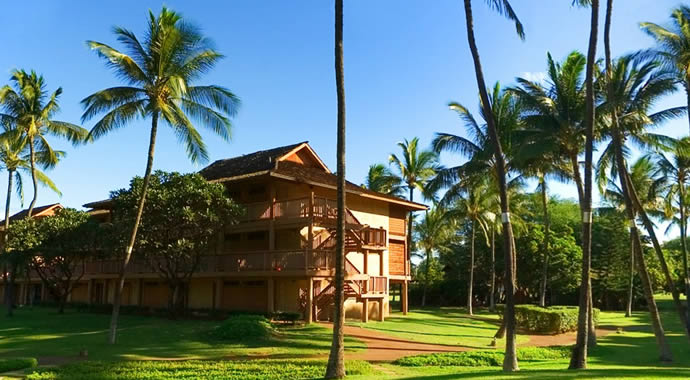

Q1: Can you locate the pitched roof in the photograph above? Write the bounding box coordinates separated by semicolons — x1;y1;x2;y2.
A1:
2;203;62;224
199;142;308;181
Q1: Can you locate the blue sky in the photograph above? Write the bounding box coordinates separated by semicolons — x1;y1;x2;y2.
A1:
0;1;687;236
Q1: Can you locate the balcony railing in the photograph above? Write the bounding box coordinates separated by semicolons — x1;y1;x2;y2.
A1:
239;197;359;225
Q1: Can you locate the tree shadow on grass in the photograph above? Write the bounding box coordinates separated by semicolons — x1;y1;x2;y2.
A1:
395;368;690;379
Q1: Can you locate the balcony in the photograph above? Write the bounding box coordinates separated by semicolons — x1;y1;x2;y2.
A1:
240;197;356;224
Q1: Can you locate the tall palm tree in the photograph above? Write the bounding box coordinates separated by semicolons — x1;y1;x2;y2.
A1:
641;6;690;135
82;7;240;344
445;178;493;315
432;77;523;369
414;206;454;306
597;55;680;361
0;125;63;316
389;137;439;269
363;163;404;196
653;137;690;336
326;0;346;378
0;70;87;218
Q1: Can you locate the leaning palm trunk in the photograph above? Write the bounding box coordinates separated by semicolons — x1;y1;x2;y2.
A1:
468;220;475;315
325;0;346;377
570;0;599;369
4;170;15;316
463;0;518;371
108;112;159;344
626;173;690;339
626;231;635;317
678;179;690;336
489;225;496;311
539;177;550;308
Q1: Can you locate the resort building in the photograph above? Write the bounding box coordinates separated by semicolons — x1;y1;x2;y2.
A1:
7;142;426;322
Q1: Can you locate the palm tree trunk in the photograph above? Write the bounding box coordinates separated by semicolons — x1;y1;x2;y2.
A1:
539;177;550;308
468;220;475;315
626;172;690;338
326;0;346;377
4;170;14;317
27;138;38;218
489;224;496;312
462;0;518;371
678;179;690;336
625;231;634;317
570;0;599;370
108;111;159;345
614;136;673;361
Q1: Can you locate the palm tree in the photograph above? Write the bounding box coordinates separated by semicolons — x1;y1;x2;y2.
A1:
432;78;523;370
0;70;87;218
82;7;240;344
363;163;404;196
326;0;346;377
599;156;662;318
446;178;493;315
652;137;690;336
0;125;63;316
389;137;439;272
641;6;690;135
597;55;680;361
414;206;454;306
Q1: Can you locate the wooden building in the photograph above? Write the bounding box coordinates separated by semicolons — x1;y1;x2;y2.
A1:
8;142;425;322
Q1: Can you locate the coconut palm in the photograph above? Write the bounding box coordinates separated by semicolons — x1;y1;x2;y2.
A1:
597;55;682;361
82;7;240;344
0;70;87;218
414;206;454;306
363;163;404;196
326;0;346;377
652;137;690;336
445;178;494;315
0;125;63;316
641;6;690;134
389;137;439;269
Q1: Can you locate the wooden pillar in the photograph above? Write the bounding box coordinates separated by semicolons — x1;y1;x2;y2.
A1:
306;279;314;324
402;280;408;315
362;298;369;323
267;277;275;313
214;278;223;310
40;283;46;302
87;279;93;305
137;279;144;306
378;299;385;321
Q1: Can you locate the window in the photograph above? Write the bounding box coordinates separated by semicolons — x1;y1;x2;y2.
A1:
247;231;268;241
225;233;241;242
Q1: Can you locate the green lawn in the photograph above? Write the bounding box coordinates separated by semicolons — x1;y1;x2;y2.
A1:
3;296;690;379
0;306;364;361
348;307;529;348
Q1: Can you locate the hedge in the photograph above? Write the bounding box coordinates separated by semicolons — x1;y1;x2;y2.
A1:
496;304;600;334
213;314;274;340
0;357;38;373
394;346;571;367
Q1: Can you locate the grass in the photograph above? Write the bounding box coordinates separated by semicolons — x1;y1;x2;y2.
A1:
0;306;364;361
394;346;571;367
0;357;37;373
347;307;529;348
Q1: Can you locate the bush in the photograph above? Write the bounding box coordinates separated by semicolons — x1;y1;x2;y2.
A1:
0;357;38;373
213;314;273;340
26;360;373;380
394;346;571;367
496;304;600;334
272;311;302;325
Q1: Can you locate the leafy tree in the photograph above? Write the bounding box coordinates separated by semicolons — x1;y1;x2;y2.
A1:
30;209;105;313
363;164;403;196
326;0;346;377
0;70;87;217
82;7;240;344
414;206;455;306
110;172;240;316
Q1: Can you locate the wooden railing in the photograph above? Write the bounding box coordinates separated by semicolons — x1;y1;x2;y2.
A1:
368;276;387;294
360;227;386;247
239;197;361;225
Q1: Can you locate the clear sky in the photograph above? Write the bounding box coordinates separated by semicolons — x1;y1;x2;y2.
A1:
0;1;686;237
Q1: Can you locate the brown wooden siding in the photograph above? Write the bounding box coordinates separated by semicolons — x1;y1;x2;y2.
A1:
389;207;407;236
221;280;267;311
389;240;406;275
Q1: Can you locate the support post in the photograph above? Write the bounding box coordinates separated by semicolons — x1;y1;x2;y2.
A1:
402;280;408;315
306;278;314;324
362;298;369;322
40;283;46;302
267;277;275;313
378;299;385;321
137;279;144;306
307;188;314;269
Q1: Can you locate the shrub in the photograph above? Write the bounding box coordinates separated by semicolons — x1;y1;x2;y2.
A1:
0;357;38;373
272;311;302;325
495;304;600;334
213;314;273;340
393;346;571;367
26;360;373;380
